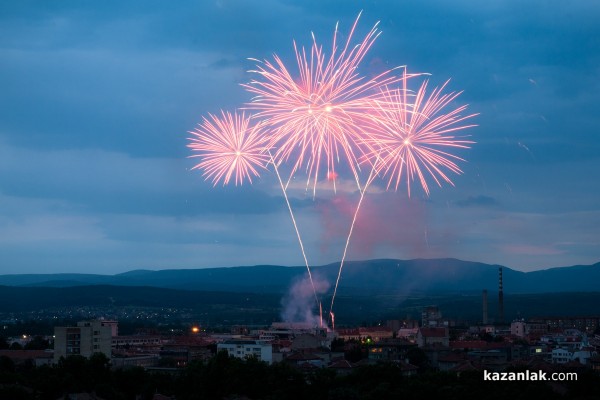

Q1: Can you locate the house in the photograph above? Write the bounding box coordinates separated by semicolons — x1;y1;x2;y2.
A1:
416;327;449;347
396;360;419;377
552;348;572;364
437;352;467;371
328;359;354;376
368;339;415;362
336;328;360;341
291;333;321;351
358;326;393;342
0;350;53;367
284;351;324;368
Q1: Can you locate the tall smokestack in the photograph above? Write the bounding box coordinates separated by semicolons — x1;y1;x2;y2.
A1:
482;289;488;325
498;267;504;324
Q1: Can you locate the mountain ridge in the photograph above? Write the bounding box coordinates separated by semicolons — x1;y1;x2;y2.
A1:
1;258;598;294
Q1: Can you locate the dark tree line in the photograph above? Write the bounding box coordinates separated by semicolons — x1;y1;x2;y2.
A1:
0;351;599;400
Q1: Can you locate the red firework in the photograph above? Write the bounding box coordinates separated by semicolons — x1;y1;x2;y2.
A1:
368;70;477;196
243;13;401;193
188;111;270;186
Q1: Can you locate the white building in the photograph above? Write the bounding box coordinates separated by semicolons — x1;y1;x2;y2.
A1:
551;348;572;364
217;340;273;364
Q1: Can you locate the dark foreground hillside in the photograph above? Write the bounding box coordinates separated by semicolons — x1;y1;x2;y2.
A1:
1;352;598;400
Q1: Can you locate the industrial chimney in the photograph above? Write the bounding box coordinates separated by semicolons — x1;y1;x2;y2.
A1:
498;267;504;324
482;289;488;324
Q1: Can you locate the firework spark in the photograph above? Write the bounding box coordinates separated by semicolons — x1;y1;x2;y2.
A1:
368;71;477;196
244;13;400;194
188;111;270;186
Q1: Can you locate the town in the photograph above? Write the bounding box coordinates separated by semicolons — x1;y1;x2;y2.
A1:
2;302;599;399
4;310;600;371
1;270;599;399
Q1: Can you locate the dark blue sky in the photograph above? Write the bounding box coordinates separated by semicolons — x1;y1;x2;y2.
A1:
1;0;599;274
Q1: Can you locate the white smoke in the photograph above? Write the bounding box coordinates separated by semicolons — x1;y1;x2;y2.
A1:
281;275;330;326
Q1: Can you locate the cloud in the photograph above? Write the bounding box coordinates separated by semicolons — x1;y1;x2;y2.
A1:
500;244;564;257
456;195;498;208
0;138;287;216
0;0;599;274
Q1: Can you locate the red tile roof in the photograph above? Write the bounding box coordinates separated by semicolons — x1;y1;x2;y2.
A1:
419;328;447;337
285;352;322;361
0;350;53;360
359;327;393;333
450;360;480;372
438;352;467;363
449;340;488;350
328;359;353;369
397;360;418;371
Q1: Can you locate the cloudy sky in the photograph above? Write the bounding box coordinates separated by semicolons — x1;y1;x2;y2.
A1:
1;0;599;274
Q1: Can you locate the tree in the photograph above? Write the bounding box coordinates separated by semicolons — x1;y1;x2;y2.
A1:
9;342;23;350
331;337;345;352
0;355;15;373
405;347;429;372
24;336;50;350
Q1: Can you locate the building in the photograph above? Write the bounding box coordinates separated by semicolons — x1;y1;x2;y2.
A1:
422;306;442;327
54;320;114;363
416;327;449;347
291;333;321;351
368;339;415;362
552;348;572;364
0;350;53;367
336;328;360;341
511;319;548;338
111;354;160;369
217;340;273;364
397;328;418;343
112;335;162;349
358;326;394;342
511;320;526;338
529;316;600;333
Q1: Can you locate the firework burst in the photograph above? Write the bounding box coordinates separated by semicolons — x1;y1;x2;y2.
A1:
368;71;477;196
187;15;477;330
244;13;401;194
188;110;271;186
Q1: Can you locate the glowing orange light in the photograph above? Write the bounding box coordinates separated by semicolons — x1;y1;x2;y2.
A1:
191;326;200;333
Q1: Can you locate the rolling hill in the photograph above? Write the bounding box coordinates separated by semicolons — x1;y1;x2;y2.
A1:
1;258;598;294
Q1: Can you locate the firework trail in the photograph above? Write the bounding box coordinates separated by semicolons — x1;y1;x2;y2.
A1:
328;70;476;317
269;150;321;317
188;111;320;313
244;12;399;196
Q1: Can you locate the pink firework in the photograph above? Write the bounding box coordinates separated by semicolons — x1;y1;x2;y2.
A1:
188;111;270;186
368;71;477;196
244;13;401;193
